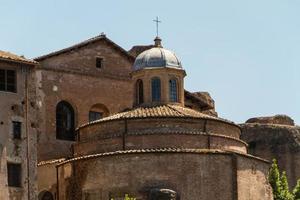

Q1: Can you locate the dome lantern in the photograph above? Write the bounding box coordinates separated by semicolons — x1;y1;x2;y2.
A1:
154;36;162;47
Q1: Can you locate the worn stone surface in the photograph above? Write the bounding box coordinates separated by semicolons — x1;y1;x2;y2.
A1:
241;120;300;187
0;60;38;200
246;114;295;126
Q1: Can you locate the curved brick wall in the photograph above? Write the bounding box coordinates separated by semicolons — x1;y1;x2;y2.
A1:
75;118;247;156
57;151;272;200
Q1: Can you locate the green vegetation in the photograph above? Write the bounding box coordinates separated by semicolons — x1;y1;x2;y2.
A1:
293;180;300;200
110;194;136;200
269;159;300;200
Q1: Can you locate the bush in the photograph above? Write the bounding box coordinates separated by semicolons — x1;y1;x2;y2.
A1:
268;159;300;200
293;180;300;200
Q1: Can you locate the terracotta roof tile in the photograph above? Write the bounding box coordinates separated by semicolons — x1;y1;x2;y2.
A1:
56;148;269;166
78;104;235;129
0;50;37;65
37;158;66;166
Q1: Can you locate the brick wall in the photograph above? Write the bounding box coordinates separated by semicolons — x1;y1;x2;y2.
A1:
36;40;134;161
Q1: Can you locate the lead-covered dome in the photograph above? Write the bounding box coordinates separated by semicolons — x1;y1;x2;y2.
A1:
133;37;182;71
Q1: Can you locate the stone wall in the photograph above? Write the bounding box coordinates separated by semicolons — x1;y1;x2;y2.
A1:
37;162;58;199
237;155;273;200
0;60;38;200
36;39;134;161
241;122;300;187
246;115;295;126
57;151;272;200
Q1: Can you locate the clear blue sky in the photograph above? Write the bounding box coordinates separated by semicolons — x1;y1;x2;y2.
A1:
1;0;299;124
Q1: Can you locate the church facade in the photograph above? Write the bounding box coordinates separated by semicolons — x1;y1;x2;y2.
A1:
36;36;273;200
0;33;298;199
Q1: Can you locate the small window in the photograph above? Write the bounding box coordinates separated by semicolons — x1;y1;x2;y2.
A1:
96;57;103;69
7;163;21;187
136;79;144;105
12;121;21;139
0;69;16;92
169;79;178;102
89;111;103;122
151;77;161;102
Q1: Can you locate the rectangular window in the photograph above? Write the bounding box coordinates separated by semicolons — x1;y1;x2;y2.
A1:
0;69;5;91
89;111;103;122
12;121;21;139
7;163;22;187
0;69;16;92
96;57;103;69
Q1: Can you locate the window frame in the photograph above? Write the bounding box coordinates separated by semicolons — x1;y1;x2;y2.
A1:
169;78;178;102
96;57;104;69
89;111;103;122
12;121;22;139
136;79;144;105
0;68;17;93
151;77;161;102
56;101;76;141
7;163;22;188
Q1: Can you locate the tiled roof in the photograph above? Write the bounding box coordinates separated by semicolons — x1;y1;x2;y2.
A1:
0;50;37;65
56;148;269;166
34;34;135;61
79;104;235;129
37;158;66;166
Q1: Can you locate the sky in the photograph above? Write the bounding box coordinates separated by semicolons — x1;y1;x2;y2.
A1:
0;0;299;124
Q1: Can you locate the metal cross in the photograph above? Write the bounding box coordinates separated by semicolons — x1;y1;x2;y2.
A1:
153;16;161;37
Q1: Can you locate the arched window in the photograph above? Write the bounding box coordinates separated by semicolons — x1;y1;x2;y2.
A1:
89;103;109;122
39;191;54;200
151;77;161;102
56;101;75;141
169;79;178;102
136;79;144;105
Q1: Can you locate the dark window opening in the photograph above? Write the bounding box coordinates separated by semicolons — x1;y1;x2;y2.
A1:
7;163;21;187
96;57;103;69
136;79;144;105
248;141;257;155
89;111;103;122
169;79;178;102
40;191;54;200
151;77;161;102
12;121;21;139
56;101;75;141
0;69;16;92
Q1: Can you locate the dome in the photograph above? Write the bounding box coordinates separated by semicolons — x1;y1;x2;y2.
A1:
133;37;182;71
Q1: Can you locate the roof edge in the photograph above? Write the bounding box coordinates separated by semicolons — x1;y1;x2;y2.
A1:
56;148;270;166
34;34;135;62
